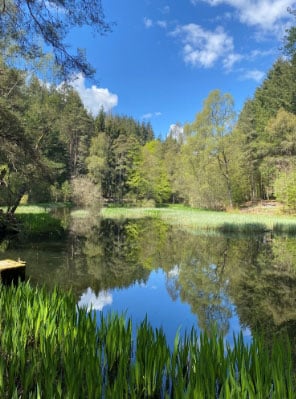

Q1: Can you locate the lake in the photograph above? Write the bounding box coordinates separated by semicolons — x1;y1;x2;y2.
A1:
1;214;296;348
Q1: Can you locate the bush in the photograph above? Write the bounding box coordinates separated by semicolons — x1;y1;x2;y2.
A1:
71;176;102;211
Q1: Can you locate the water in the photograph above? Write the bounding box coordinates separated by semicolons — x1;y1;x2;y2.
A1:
2;216;296;347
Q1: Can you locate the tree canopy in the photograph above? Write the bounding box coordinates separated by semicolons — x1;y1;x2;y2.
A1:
284;8;296;61
0;0;111;78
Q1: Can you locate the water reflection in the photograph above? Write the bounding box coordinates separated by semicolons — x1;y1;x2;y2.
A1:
2;215;296;346
78;287;113;311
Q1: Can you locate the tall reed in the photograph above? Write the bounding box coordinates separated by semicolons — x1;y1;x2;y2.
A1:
0;283;294;398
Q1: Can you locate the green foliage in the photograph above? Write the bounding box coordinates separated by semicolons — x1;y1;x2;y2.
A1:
284;8;296;62
275;170;296;212
181;90;244;209
128;140;172;205
71;176;102;212
2;32;296;216
236;58;296;202
0;0;111;79
0;283;294;398
16;213;64;239
61;181;72;202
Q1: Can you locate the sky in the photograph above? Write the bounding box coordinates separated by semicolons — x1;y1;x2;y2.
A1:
67;0;296;139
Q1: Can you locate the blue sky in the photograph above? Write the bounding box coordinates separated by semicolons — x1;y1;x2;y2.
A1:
67;0;295;139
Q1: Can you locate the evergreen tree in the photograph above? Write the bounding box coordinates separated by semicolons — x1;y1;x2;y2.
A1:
0;0;112;78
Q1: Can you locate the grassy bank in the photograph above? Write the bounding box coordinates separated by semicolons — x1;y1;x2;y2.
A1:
7;203;296;235
102;205;296;234
0;283;294;398
0;205;65;239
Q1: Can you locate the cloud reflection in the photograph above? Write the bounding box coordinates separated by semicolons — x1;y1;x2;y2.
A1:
78;287;113;311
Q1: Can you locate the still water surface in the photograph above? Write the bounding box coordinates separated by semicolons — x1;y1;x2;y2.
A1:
1;215;296;347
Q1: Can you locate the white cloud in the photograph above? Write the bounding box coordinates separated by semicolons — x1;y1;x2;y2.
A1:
171;24;238;69
69;73;118;115
194;0;293;32
144;17;153;28
161;5;170;14
249;49;275;58
241;69;265;81
78;288;113;311
142;111;162;119
142;112;153;119
157;20;168;28
223;53;243;71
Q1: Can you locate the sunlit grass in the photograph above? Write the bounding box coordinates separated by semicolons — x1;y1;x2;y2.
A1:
0;283;294;398
102;205;296;234
14;203;69;214
0;205;46;214
9;203;296;234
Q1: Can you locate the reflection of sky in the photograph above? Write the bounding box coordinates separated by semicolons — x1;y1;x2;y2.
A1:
78;288;112;311
78;268;251;348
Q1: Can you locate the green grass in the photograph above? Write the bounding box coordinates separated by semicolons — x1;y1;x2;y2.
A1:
16;213;64;238
0;204;65;238
8;203;296;235
0;283;294;398
102;205;296;234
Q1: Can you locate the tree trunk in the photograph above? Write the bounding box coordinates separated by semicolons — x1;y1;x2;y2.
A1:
7;184;27;215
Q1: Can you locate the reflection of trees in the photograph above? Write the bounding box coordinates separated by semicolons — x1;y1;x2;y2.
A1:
160;230;296;342
83;218;150;292
179;261;232;334
33;216;171;298
211;233;296;367
6;214;296;348
228;235;296;345
161;233;234;334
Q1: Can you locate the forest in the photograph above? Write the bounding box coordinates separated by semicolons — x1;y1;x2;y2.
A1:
1;55;296;214
1;5;296;217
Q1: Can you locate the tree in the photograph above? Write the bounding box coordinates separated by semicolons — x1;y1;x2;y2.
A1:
127;140;171;205
0;104;50;213
112;134;140;203
254;58;296;120
162;136;183;203
0;0;112;78
86;132;108;186
71;176;102;213
183;90;238;209
274;170;296;211
283;8;296;61
58;86;94;177
94;114;155;201
236;58;296;201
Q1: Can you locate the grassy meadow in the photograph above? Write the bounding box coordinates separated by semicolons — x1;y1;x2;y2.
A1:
6;202;296;236
0;282;294;398
102;204;296;234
